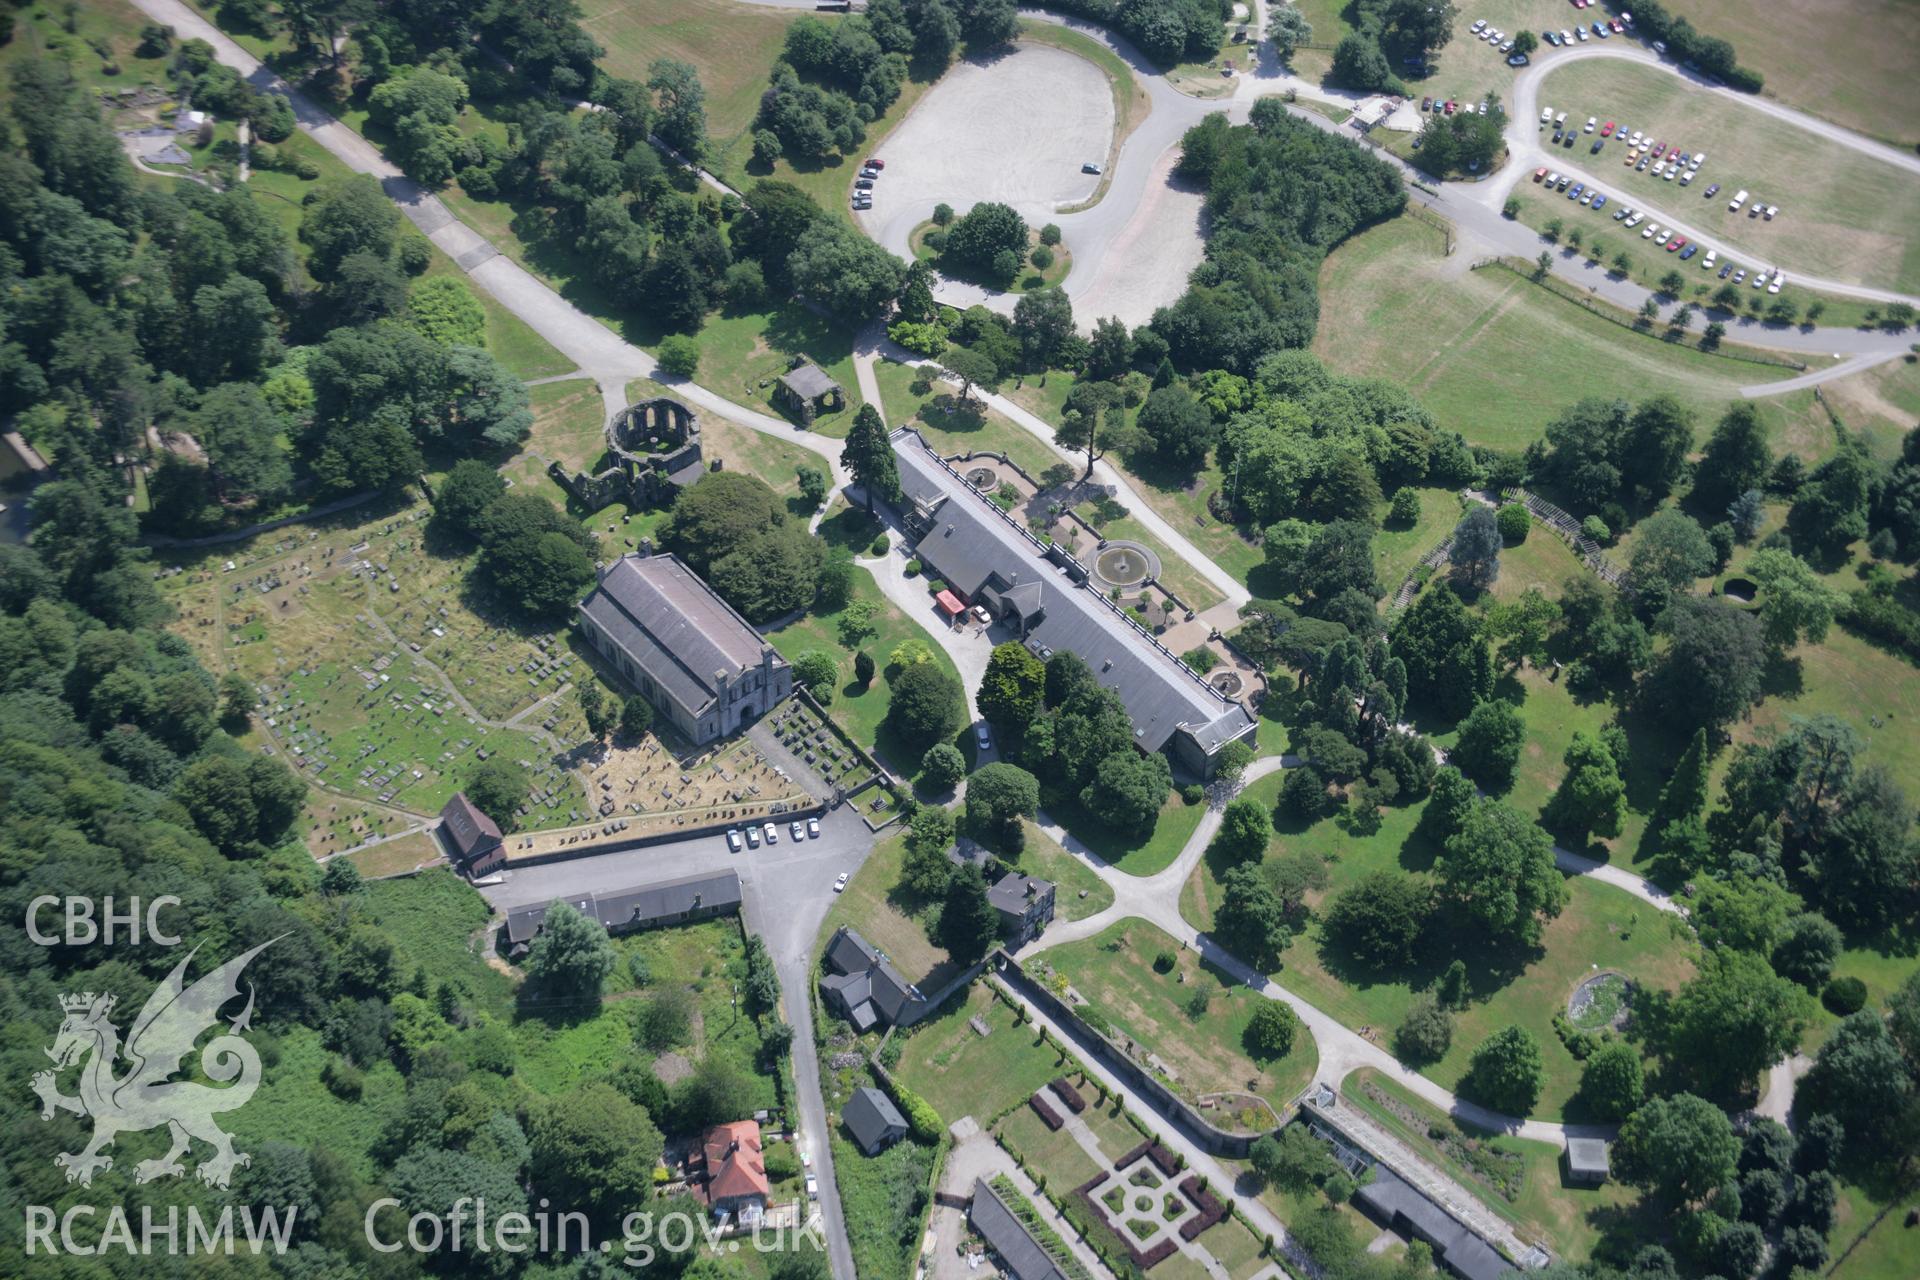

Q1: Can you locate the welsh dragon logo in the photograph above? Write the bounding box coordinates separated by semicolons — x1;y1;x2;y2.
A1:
32;940;276;1189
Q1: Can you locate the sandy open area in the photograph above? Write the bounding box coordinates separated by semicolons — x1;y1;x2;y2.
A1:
861;44;1114;254
1067;143;1207;329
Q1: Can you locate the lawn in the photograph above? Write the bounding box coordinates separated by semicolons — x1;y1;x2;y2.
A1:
1816;353;1920;462
1658;0;1920;146
1313;214;1803;451
870;357;1063;479
766;561;966;772
1044;788;1209;877
1043;918;1322;1125
1376;487;1468;594
585;0;803;151
1344;1067;1648;1263
1536;57;1920;293
1019;819;1118;921
893;983;1065;1124
1182;782;1697;1122
814;830;960;992
684;303;864;437
0;0;172;98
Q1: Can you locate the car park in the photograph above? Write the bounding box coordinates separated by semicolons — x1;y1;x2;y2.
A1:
745;824;761;847
726;828;742;852
1592;193;1608;210
808;816;820;839
1679;244;1698;260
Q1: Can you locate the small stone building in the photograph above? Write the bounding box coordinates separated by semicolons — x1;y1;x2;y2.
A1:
988;872;1055;947
772;362;844;426
842;1087;908;1156
1564;1137;1610;1186
438;792;505;877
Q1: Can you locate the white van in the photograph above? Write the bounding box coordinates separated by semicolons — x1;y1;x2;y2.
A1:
1728;189;1749;212
1541;107;1554;123
1555;111;1568;128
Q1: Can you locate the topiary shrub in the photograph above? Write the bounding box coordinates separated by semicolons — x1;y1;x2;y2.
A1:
1181;783;1205;806
870;533;889;555
1821;975;1867;1015
1496;503;1530;545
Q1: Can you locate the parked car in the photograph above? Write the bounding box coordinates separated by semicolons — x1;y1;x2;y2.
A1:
831;874;847;895
1667;236;1686;252
866;158;885;169
1609;19;1623;32
1564;132;1576;147
1592;20;1608;36
1552;128;1564;143
1704;183;1720;198
976;723;992;752
1601;121;1616;136
1732;268;1746;283
1719;263;1734;278
1612;205;1629;220
1653;40;1668;54
1702;249;1717;268
855;178;874;189
1655;229;1672;245
1575;25;1589;40
1556;175;1572;190
1560;31;1574;47
1689;153;1706;169
1763;205;1778;220
791;820;805;841
1544;29;1561;45
1471;18;1486;31
764;822;778;845
1581;189;1597;205
1679;244;1698;260
1426;97;1436;111
726;828;743;852
1752;269;1768;288
1533;167;1548;182
1592;193;1608;210
1508;53;1530;65
1642;222;1659;238
1679;170;1695;186
808;816;820;839
1768;272;1785;293
745;824;761;847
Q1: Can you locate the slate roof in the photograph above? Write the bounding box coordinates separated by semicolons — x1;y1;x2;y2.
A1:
578;554;777;718
1565;1137;1610;1177
988;873;1052;917
843;1087;908;1153
779;362;840;401
1354;1166;1513;1280
440;792;503;862
820;926;924;1026
503;870;742;946
892;429;1254;759
969;1179;1069;1280
699;1119;770;1206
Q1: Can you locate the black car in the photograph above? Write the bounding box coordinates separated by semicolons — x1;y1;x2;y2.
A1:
1591;139;1604;153
1704;183;1721;198
1564;133;1575;147
855;178;874;189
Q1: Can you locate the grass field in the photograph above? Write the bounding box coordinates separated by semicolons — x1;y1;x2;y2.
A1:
871;358;1064;479
893;983;1065;1123
1182;770;1697;1122
684;303;864;436
586;0;803;149
1313;214;1803;450
1660;0;1920;146
1817;353;1920;460
1536;58;1920;293
1044;918;1322;1124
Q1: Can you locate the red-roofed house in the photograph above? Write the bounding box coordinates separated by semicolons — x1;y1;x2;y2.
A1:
438;792;505;877
696;1119;770;1223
